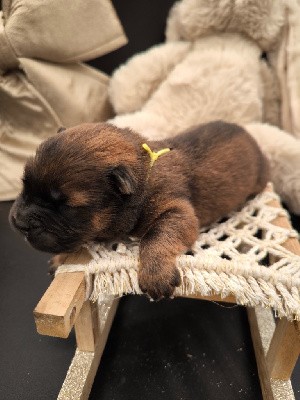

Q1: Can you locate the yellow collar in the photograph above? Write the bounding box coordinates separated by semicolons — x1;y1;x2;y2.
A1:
142;143;170;168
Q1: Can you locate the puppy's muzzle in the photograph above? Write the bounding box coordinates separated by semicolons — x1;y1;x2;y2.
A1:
9;198;80;253
9;199;54;250
10;212;43;236
10;214;30;236
9;199;40;232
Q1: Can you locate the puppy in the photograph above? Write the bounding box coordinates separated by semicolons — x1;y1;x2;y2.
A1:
10;121;269;299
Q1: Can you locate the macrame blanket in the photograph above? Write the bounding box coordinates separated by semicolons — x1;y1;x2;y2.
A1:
57;184;300;321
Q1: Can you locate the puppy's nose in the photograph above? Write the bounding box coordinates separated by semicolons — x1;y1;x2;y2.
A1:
11;215;30;233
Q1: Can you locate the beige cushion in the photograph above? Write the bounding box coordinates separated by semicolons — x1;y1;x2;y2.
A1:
0;0;127;200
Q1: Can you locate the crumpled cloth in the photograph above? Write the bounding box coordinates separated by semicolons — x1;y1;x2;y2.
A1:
0;0;127;200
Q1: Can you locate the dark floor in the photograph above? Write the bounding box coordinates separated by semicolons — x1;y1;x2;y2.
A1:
91;297;261;400
1;200;300;400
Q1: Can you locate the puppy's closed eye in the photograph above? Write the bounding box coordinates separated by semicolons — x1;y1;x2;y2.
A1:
50;189;64;202
47;189;69;210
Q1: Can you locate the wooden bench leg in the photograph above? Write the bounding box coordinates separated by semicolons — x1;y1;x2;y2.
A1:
57;297;119;400
266;318;300;380
247;307;298;400
74;301;98;352
33;270;119;399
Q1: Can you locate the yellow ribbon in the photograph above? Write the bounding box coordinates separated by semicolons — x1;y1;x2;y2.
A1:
142;143;170;168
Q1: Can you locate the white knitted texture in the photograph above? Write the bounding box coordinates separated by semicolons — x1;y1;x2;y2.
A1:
57;184;300;320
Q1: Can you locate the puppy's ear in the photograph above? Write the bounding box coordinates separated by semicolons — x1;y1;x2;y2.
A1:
57;127;66;133
109;165;137;195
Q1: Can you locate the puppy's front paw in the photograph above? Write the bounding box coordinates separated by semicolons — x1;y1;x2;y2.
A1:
48;254;68;277
138;266;181;300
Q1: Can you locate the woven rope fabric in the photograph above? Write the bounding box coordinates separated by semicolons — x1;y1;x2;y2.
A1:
57;184;300;320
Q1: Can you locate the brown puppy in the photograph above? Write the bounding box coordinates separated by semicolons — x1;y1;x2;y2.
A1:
10;121;269;299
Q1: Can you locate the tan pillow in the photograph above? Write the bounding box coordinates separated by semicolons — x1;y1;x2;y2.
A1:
0;0;127;200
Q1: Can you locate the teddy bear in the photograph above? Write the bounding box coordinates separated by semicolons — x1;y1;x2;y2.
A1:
108;0;300;214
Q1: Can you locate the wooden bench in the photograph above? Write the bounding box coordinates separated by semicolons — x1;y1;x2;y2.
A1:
33;195;300;400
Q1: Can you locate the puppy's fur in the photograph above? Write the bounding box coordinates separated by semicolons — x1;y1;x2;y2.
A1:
10;121;269;298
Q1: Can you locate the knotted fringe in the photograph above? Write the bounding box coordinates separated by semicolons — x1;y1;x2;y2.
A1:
57;252;300;321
